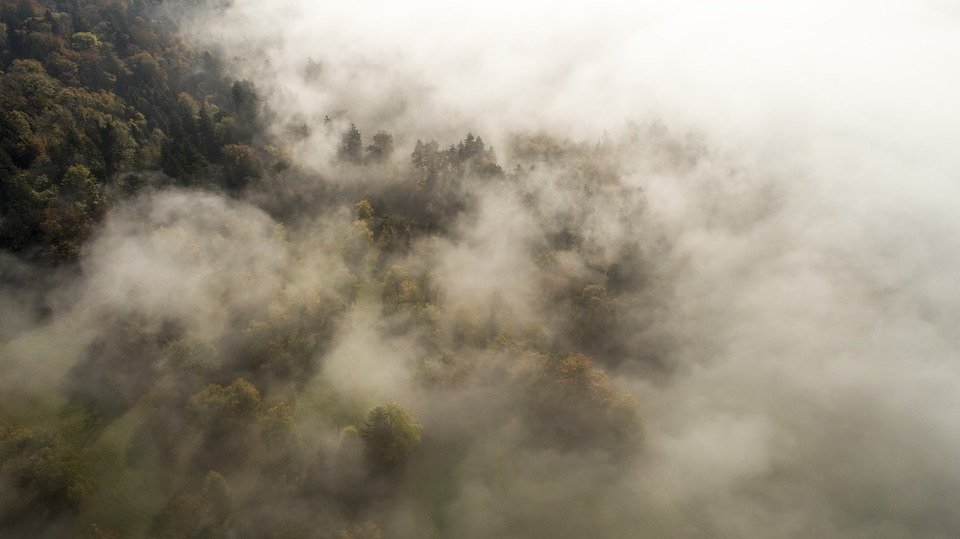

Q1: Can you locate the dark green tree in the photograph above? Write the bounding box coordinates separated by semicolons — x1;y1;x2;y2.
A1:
340;123;363;163
358;404;422;472
366;130;394;163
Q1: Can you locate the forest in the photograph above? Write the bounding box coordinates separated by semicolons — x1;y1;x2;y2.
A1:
3;0;960;538
0;1;650;536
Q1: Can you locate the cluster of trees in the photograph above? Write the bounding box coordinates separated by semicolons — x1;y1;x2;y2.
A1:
327;126;508;249
362;240;641;447
0;421;88;530
0;1;658;536
0;0;278;262
338;123;394;165
410;132;503;179
0;279;422;535
0;187;645;537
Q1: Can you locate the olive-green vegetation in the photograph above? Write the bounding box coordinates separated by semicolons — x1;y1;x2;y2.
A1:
0;1;649;536
0;0;276;262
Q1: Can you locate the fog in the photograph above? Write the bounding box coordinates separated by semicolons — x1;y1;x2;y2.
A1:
187;1;960;536
3;0;960;536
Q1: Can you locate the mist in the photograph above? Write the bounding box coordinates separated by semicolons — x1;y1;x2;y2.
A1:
2;0;960;537
190;1;960;536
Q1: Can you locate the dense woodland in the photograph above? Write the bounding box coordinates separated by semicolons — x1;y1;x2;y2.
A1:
0;0;278;261
0;1;664;537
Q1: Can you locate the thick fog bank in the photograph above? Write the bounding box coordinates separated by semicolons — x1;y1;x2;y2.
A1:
2;0;959;536
180;1;960;536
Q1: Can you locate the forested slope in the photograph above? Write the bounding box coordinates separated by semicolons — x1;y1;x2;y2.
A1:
1;0;275;261
0;1;654;536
